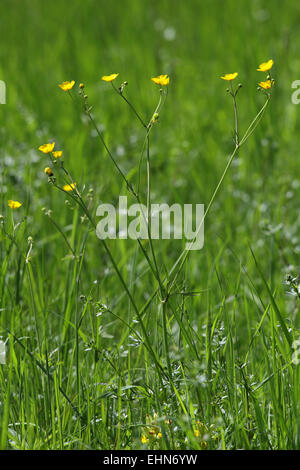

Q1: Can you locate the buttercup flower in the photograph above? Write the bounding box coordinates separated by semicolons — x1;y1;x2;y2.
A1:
39;142;55;154
141;413;164;446
101;73;119;82
58;80;75;91
53;150;63;158
63;183;77;192
257;59;274;72
8;200;22;209
151;74;170;86
220;72;238;81
258;79;273;90
44;167;53;176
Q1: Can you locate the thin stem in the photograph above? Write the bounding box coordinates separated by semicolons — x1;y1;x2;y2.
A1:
111;82;147;129
112;85;168;295
53;172;165;376
146;133;151;219
143;132;163;294
84;109;137;197
162;301;172;378
44;211;77;258
240;95;270;145
7;329;81;419
112;84;173;379
230;82;239;147
165;95;270;296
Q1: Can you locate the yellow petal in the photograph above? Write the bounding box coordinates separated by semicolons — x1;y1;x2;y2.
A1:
53;150;63;158
151;74;170;86
258;79;273;89
58;80;75;91
44;167;53;176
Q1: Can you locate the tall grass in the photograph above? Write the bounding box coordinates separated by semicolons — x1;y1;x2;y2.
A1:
0;0;300;450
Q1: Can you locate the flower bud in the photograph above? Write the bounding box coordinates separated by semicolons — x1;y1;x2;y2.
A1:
44;167;53;177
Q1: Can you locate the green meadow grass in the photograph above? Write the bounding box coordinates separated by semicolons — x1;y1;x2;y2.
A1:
1;0;300;450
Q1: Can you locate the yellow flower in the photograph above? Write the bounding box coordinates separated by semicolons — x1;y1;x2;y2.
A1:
258;79;273;89
53;150;63;158
157;432;162;439
220;72;238;81
257;59;274;72
44;167;53;176
39;142;55;154
63;183;77;192
151;74;170;86
141;435;148;444
8;200;22;209
58;80;75;91
101;73;119;82
194;429;200;437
